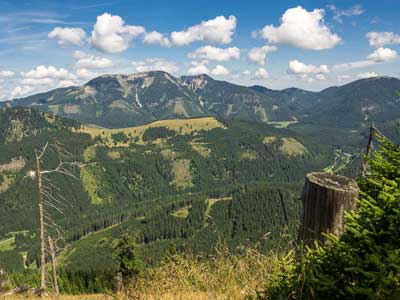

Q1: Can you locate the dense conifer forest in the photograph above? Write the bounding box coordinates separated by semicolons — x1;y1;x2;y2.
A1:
0;105;397;296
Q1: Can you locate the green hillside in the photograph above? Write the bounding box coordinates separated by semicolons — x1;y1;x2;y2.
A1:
303;76;400;129
0;107;338;281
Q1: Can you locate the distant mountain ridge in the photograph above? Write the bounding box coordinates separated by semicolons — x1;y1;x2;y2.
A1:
2;72;400;129
306;76;400;128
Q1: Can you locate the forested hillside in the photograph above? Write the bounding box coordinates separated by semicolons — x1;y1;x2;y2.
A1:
0;106;341;289
0;91;398;296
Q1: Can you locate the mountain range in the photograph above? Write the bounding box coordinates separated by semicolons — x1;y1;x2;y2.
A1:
0;71;399;286
3;71;400;130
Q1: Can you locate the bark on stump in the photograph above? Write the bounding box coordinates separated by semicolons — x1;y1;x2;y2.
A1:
299;172;359;246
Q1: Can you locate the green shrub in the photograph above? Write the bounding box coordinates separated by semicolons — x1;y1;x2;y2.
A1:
261;137;400;299
9;269;39;287
111;132;129;143
113;233;144;285
0;251;24;273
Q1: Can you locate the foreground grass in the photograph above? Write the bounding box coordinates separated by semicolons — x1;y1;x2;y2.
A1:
1;247;283;300
2;296;108;300
124;248;281;300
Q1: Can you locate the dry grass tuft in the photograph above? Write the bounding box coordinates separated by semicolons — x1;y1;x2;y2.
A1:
1;294;108;300
126;248;281;300
1;249;286;300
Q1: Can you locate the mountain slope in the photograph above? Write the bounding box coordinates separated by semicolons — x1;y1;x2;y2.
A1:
2;74;400;131
305;76;400;128
2;72;301;128
250;85;320;117
182;74;296;122
2;72;209;128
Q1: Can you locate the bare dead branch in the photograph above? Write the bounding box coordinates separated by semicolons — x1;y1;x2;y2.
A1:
37;142;49;160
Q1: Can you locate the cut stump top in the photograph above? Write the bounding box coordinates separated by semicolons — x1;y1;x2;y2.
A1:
306;172;359;192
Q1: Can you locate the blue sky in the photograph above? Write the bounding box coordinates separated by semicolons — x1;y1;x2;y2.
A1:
0;0;399;100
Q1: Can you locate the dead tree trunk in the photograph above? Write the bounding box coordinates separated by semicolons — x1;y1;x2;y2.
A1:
48;236;59;297
35;150;46;291
299;172;359;246
31;142;81;295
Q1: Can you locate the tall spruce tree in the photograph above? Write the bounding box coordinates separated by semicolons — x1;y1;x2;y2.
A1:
112;233;144;288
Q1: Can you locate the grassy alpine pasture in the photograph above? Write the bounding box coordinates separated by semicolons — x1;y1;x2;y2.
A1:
0;237;15;252
279;137;307;156
77;117;226;147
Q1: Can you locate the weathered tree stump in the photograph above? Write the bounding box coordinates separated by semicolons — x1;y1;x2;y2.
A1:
299;172;359;246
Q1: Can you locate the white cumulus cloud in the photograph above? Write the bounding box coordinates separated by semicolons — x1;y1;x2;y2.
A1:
23;65;76;80
187;63;210;76
357;72;379;79
76;68;99;80
256;6;341;50
287;60;330;75
210;65;230;76
188;46;240;62
0;70;15;78
336;74;351;83
143;31;171;47
315;74;327;81
10;86;35;99
57;80;77;88
20;65;79;92
247;45;278;65
21;78;55;86
171;16;236;46
333;47;397;72
367;47;398;62
366;32;400;48
253;68;269;79
73;51;114;69
48;27;87;46
0;88;6;101
90;13;145;53
132;58;179;74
